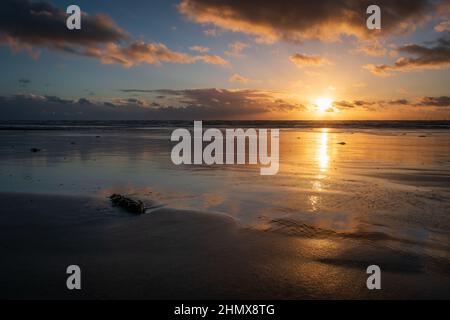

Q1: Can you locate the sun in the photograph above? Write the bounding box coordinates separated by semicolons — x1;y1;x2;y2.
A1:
314;97;333;113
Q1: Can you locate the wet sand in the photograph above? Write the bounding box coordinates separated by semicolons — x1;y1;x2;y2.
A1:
0;123;449;299
0;192;449;299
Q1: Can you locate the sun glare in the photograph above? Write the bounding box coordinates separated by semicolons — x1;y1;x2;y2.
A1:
315;97;333;113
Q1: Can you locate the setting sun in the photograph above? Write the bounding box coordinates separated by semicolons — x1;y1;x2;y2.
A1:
315;97;333;113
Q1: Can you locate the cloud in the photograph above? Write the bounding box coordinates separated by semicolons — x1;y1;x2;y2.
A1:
356;41;388;56
333;100;377;110
333;96;450;110
225;41;249;57
388;99;410;105
436;0;450;14
0;89;305;120
178;0;438;43
78;98;92;105
435;0;450;31
44;95;72;104
150;88;305;114
18;78;31;86
203;28;221;37
1;92;449;120
417;96;450;106
434;20;450;32
118;89;155;93
84;42;192;67
196;54;229;65
333;99;414;110
365;37;450;75
229;73;250;83
0;0;228;67
83;40;229;67
333;101;355;109
0;0;128;53
190;45;210;53
289;53;330;68
83;41;229;67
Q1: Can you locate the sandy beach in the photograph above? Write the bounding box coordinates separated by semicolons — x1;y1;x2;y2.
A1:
1;192;449;299
0;122;449;299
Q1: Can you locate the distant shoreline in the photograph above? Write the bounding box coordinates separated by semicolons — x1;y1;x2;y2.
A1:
0;119;449;131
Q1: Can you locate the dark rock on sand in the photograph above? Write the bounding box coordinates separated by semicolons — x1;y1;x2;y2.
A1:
110;194;146;214
337;142;346;145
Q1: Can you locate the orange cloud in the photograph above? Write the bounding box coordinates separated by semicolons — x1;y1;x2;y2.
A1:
225;41;249;57
190;45;210;53
334;96;450;110
289;53;330;68
365;38;450;76
434;20;450;32
178;0;437;43
356;41;388;56
195;54;229;65
229;73;250;83
203;29;221;37
83;41;228;67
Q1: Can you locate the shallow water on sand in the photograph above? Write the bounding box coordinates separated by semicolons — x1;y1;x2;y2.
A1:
0;124;449;267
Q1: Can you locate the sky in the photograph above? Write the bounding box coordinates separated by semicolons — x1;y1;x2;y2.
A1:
0;0;449;120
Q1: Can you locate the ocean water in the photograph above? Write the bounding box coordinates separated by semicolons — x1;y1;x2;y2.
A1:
1;119;450;130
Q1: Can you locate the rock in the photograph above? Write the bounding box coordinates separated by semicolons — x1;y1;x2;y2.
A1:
337;142;346;145
30;148;41;153
109;194;146;214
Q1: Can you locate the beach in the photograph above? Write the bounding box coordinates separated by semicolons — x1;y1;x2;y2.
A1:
0;121;449;299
